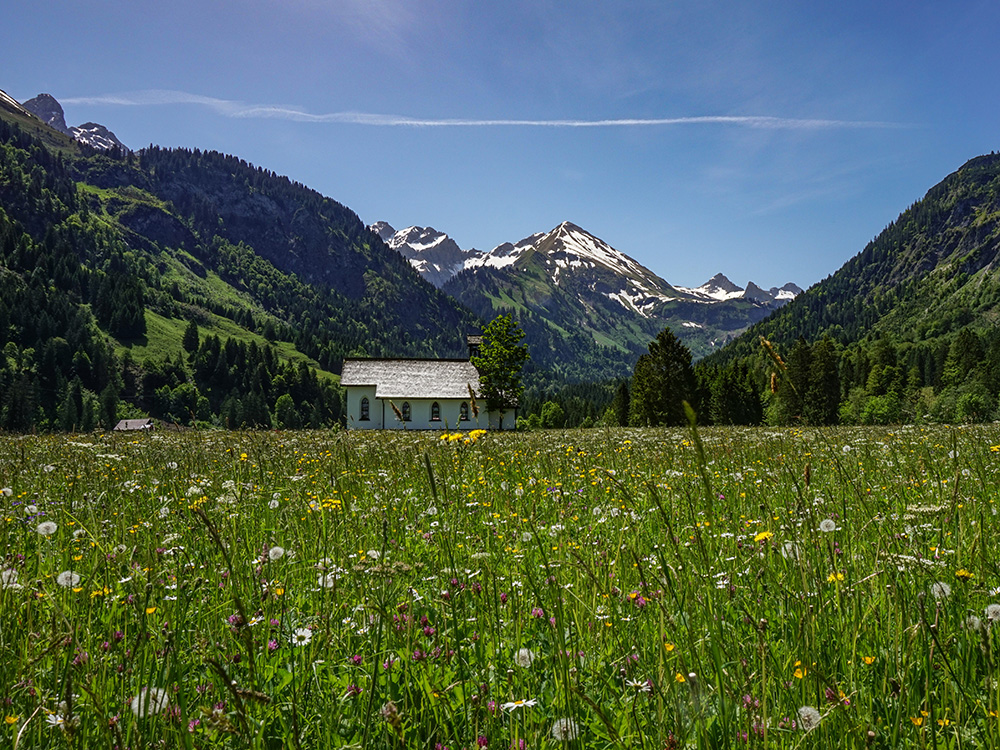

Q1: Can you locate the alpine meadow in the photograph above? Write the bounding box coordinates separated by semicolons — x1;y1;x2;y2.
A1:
4;45;1000;750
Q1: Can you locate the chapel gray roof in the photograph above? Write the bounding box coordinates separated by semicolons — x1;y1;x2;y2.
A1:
113;418;154;431
340;359;482;400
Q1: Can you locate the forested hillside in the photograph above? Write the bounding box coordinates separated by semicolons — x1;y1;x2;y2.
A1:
696;153;1000;425
0;109;478;431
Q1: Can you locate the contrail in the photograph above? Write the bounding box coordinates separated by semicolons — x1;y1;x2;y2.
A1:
61;90;906;130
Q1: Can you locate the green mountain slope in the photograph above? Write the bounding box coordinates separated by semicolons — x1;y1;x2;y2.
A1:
0;99;479;431
699;153;1000;425
712;153;1000;361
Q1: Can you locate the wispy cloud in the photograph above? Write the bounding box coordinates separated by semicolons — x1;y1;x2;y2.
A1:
62;89;907;130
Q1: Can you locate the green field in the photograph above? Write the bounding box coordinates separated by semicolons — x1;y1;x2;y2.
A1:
2;425;999;748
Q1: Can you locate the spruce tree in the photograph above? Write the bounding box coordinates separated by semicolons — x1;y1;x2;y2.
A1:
628;327;696;427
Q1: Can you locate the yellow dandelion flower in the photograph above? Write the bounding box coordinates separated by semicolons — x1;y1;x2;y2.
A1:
955;569;974;581
754;530;773;543
862;656;876;665
664;642;676;652
674;672;686;683
145;607;157;615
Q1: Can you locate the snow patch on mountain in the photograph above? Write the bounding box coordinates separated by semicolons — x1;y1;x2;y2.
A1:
70;122;127;152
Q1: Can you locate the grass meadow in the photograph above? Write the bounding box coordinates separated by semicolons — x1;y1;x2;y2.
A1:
1;424;1000;749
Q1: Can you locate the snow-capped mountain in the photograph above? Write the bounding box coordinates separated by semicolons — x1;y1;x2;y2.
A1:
69;122;128;152
678;273;804;305
376;218;800;317
21;93;128;152
434;221;800;366
371;222;484;288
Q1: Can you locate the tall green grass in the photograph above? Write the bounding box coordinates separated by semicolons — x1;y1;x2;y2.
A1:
0;425;998;748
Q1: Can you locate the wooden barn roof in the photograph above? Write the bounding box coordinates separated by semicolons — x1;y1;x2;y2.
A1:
341;359;481;400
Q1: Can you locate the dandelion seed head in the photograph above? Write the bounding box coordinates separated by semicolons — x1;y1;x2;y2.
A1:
514;648;535;668
819;519;837;533
798;705;821;730
131;687;169;717
551;717;580;741
931;581;952;600
268;546;286;561
985;603;1000;623
36;521;58;536
56;571;80;588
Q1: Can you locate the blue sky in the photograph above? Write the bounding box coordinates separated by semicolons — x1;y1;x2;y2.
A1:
6;0;1000;288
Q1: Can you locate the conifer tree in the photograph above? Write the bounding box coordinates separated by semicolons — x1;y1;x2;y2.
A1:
629;327;696;427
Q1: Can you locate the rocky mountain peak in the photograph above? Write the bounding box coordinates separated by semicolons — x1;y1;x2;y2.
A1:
370;222;483;289
369;221;396;242
22;93;70;134
21;92;127;151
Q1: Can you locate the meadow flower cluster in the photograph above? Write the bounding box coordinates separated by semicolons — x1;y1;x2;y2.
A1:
0;425;999;747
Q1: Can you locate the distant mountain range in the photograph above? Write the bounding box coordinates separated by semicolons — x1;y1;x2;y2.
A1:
374;220;801;364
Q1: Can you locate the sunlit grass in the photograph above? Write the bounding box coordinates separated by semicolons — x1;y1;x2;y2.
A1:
1;425;999;748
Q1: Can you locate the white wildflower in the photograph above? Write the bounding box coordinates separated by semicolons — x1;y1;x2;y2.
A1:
291;627;312;646
1;568;22;590
501;698;537;711
36;521;57;536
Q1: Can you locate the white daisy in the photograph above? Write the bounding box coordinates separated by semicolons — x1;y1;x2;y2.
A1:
501;698;538;712
291;627;312;646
